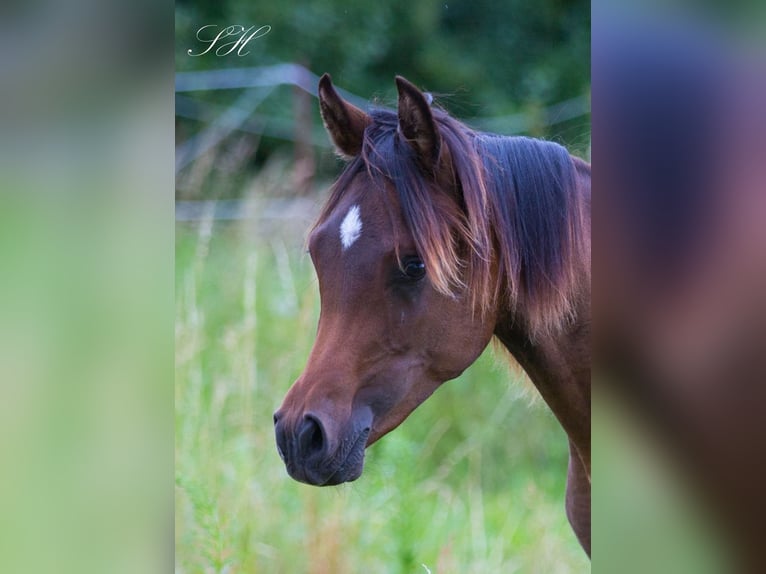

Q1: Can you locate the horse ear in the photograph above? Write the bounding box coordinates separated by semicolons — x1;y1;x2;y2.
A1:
395;76;441;171
318;73;370;159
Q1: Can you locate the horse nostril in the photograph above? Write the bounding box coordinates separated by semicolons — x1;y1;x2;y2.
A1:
298;414;325;459
274;417;288;464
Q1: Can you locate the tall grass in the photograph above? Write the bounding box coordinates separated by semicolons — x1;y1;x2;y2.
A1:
175;187;589;573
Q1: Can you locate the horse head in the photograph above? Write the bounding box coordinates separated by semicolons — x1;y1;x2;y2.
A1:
273;75;496;485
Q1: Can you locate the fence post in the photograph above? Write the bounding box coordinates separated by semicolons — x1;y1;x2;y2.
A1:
292;66;315;195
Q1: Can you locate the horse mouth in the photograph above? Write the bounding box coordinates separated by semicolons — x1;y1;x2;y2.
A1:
288;426;371;487
320;428;371;486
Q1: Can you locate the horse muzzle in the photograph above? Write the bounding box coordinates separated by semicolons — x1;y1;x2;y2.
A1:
273;407;372;486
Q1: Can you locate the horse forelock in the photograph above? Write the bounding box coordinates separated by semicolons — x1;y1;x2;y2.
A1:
313;107;589;339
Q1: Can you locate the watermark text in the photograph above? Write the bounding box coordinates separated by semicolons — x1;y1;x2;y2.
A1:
187;25;271;57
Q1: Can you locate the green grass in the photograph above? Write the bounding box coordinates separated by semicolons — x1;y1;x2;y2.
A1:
175;209;589;573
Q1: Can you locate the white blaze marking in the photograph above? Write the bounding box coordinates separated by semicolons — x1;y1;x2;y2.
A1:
339;204;362;249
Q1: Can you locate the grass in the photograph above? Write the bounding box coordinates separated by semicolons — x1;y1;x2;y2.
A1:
175;195;590;573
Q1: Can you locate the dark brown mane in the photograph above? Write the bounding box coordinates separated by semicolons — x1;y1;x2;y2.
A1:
314;106;589;338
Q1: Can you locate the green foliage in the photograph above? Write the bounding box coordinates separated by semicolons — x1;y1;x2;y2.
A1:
177;0;588;102
176;0;590;177
175;209;589;572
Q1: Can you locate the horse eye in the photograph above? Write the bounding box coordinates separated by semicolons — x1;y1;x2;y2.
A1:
402;258;426;280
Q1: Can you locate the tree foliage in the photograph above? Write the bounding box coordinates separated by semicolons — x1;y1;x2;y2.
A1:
176;0;589;180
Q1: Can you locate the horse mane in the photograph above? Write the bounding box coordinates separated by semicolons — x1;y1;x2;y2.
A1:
315;106;589;338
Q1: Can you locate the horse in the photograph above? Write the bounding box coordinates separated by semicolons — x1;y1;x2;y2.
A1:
274;74;591;555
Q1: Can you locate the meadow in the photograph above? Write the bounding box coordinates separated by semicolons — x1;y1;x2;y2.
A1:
175;185;590;573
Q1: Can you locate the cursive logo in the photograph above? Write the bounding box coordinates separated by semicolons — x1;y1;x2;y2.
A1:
187;25;271;57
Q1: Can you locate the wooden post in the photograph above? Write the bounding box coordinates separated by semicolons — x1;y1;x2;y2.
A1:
293;67;315;196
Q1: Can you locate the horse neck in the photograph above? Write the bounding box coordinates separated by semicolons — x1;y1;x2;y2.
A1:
493;297;591;473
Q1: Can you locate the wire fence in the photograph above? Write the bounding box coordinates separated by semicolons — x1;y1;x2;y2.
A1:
175;62;590;219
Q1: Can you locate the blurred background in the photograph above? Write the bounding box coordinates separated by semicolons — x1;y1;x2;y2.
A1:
174;0;590;199
174;1;590;572
592;2;766;572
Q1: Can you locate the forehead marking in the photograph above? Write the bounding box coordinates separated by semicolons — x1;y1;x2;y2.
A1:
339;204;362;250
